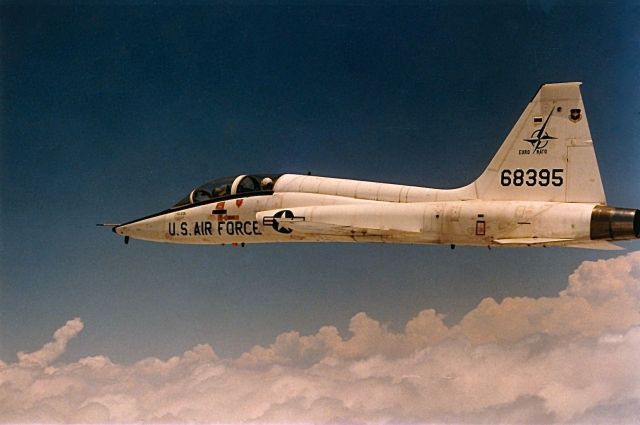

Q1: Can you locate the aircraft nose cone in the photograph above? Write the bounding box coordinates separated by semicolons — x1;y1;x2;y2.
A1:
112;215;167;242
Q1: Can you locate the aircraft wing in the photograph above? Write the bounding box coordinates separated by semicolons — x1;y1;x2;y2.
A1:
257;204;424;237
493;237;573;246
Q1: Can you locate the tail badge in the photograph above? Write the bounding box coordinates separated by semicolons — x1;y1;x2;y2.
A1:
521;109;556;155
570;108;582;122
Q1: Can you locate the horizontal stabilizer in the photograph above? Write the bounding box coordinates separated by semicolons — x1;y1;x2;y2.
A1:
566;241;624;250
493;238;624;250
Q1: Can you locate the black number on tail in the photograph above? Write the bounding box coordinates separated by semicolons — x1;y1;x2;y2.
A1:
501;169;563;187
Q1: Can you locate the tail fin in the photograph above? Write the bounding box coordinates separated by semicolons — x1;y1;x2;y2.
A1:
472;82;606;204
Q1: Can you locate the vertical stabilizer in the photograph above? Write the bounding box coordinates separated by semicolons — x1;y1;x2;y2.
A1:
472;82;606;204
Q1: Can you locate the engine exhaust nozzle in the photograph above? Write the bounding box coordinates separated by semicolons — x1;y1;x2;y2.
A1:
590;205;640;241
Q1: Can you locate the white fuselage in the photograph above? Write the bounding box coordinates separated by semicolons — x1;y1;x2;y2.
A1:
115;174;597;247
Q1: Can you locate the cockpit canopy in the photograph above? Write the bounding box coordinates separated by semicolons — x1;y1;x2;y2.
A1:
173;174;281;208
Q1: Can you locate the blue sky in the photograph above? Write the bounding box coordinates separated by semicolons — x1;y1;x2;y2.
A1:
1;0;639;369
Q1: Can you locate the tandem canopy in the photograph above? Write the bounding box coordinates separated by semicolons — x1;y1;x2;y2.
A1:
172;174;281;208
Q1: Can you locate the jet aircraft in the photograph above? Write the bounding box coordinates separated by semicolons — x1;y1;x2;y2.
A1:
102;83;639;249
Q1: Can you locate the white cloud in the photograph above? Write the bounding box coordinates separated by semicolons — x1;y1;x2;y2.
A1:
1;252;640;423
16;317;83;367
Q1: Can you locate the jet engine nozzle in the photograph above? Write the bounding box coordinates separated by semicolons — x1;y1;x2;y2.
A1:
590;205;640;240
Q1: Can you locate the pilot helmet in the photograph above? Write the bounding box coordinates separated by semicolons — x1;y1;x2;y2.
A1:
261;177;274;189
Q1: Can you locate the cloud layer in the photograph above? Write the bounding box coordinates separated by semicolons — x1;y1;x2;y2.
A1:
2;252;640;423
